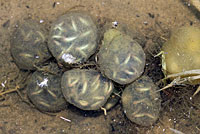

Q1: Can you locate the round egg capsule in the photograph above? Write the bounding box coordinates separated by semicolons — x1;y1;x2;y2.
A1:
61;69;114;110
97;29;145;85
48;11;98;66
10;19;51;70
162;26;200;80
122;76;161;126
27;71;67;112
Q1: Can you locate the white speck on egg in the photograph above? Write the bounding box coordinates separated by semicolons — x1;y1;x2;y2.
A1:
62;53;76;64
40;20;44;23
35;55;40;59
37;78;48;87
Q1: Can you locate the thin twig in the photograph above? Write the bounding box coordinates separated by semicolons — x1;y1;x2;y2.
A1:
101;107;107;116
0;85;19;96
158;73;200;92
113;92;121;98
166;69;200;79
193;86;200;97
157;77;182;92
169;128;185;134
60;116;71;122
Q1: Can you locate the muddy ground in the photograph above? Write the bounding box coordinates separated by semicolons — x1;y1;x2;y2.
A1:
0;0;200;134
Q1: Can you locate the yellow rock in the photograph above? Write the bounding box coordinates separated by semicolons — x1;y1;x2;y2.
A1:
162;26;200;76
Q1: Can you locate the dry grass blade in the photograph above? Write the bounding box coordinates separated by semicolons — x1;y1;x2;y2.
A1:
158;70;200;94
154;51;163;57
165;69;200;79
169;128;185;134
101;107;107;116
193;85;200;97
157;76;183;92
33;64;57;75
0;85;20;96
0;71;31;99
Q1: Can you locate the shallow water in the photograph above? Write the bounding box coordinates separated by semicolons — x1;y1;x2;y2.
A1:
0;0;200;134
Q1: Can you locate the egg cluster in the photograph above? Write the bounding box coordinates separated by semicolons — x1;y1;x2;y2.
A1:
10;11;161;126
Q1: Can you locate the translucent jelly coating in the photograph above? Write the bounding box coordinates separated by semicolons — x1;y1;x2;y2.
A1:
48;12;98;66
27;71;67;112
61;69;114;110
122;76;161;126
11;20;51;70
98;29;145;85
